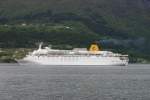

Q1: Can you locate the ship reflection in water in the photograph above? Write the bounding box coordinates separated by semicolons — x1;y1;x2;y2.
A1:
0;64;150;100
21;42;129;66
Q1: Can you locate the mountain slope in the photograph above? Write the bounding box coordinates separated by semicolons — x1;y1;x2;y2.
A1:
0;0;150;62
0;0;150;37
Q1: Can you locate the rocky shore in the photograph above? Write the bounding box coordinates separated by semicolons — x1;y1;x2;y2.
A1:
0;48;32;63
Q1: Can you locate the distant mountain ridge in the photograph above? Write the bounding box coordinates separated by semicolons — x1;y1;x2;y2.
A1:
0;0;150;36
0;0;150;62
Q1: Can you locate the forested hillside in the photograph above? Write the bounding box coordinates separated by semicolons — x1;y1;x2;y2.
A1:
0;0;150;62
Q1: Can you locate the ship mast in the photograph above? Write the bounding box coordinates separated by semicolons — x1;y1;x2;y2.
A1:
38;42;43;50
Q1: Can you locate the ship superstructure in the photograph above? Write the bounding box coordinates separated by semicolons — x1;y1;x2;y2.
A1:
23;43;129;66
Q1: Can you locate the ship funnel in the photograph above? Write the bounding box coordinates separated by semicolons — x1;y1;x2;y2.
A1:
89;42;101;54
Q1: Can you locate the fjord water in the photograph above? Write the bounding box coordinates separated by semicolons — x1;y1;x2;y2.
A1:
0;64;150;100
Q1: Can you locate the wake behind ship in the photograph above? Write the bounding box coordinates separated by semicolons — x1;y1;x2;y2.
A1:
22;43;129;66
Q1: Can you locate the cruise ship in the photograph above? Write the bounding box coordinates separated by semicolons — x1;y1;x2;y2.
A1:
22;43;129;66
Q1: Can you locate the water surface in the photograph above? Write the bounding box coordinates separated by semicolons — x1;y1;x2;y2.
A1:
0;64;150;100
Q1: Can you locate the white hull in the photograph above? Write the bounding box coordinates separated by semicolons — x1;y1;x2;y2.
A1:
23;55;128;66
